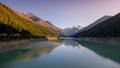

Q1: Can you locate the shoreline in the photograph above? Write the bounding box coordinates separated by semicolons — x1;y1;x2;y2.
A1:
76;37;120;44
0;38;47;51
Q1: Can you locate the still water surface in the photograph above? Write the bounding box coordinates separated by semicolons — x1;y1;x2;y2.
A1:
0;39;120;68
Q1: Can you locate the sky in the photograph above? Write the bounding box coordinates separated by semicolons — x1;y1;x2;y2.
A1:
0;0;120;28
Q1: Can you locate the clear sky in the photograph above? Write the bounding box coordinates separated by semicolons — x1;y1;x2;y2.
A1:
0;0;120;28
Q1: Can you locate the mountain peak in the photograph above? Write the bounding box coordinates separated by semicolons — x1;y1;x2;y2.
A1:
63;25;81;36
22;12;34;17
22;12;40;22
102;15;112;19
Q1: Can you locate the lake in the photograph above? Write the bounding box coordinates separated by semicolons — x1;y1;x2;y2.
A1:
0;39;120;68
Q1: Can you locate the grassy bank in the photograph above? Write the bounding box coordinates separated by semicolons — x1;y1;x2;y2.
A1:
47;37;59;41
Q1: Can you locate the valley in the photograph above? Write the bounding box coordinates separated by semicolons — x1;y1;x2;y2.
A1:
0;1;120;68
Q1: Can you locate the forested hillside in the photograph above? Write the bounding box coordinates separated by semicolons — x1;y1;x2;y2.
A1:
73;13;120;38
0;2;57;40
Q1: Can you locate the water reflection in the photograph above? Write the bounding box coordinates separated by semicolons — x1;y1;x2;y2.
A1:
0;42;58;64
60;40;82;49
77;40;120;64
0;39;120;68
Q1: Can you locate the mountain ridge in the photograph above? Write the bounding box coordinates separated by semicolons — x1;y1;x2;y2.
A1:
72;14;120;37
78;15;112;33
22;12;64;36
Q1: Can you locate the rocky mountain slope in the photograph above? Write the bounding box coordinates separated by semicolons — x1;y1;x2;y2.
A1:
22;12;64;36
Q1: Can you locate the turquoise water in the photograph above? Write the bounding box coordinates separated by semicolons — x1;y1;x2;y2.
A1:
0;39;120;68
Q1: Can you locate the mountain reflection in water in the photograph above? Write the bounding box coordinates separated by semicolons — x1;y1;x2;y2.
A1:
77;40;120;64
60;40;82;49
0;39;120;68
0;42;58;64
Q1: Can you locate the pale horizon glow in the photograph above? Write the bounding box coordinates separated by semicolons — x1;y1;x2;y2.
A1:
0;0;120;28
